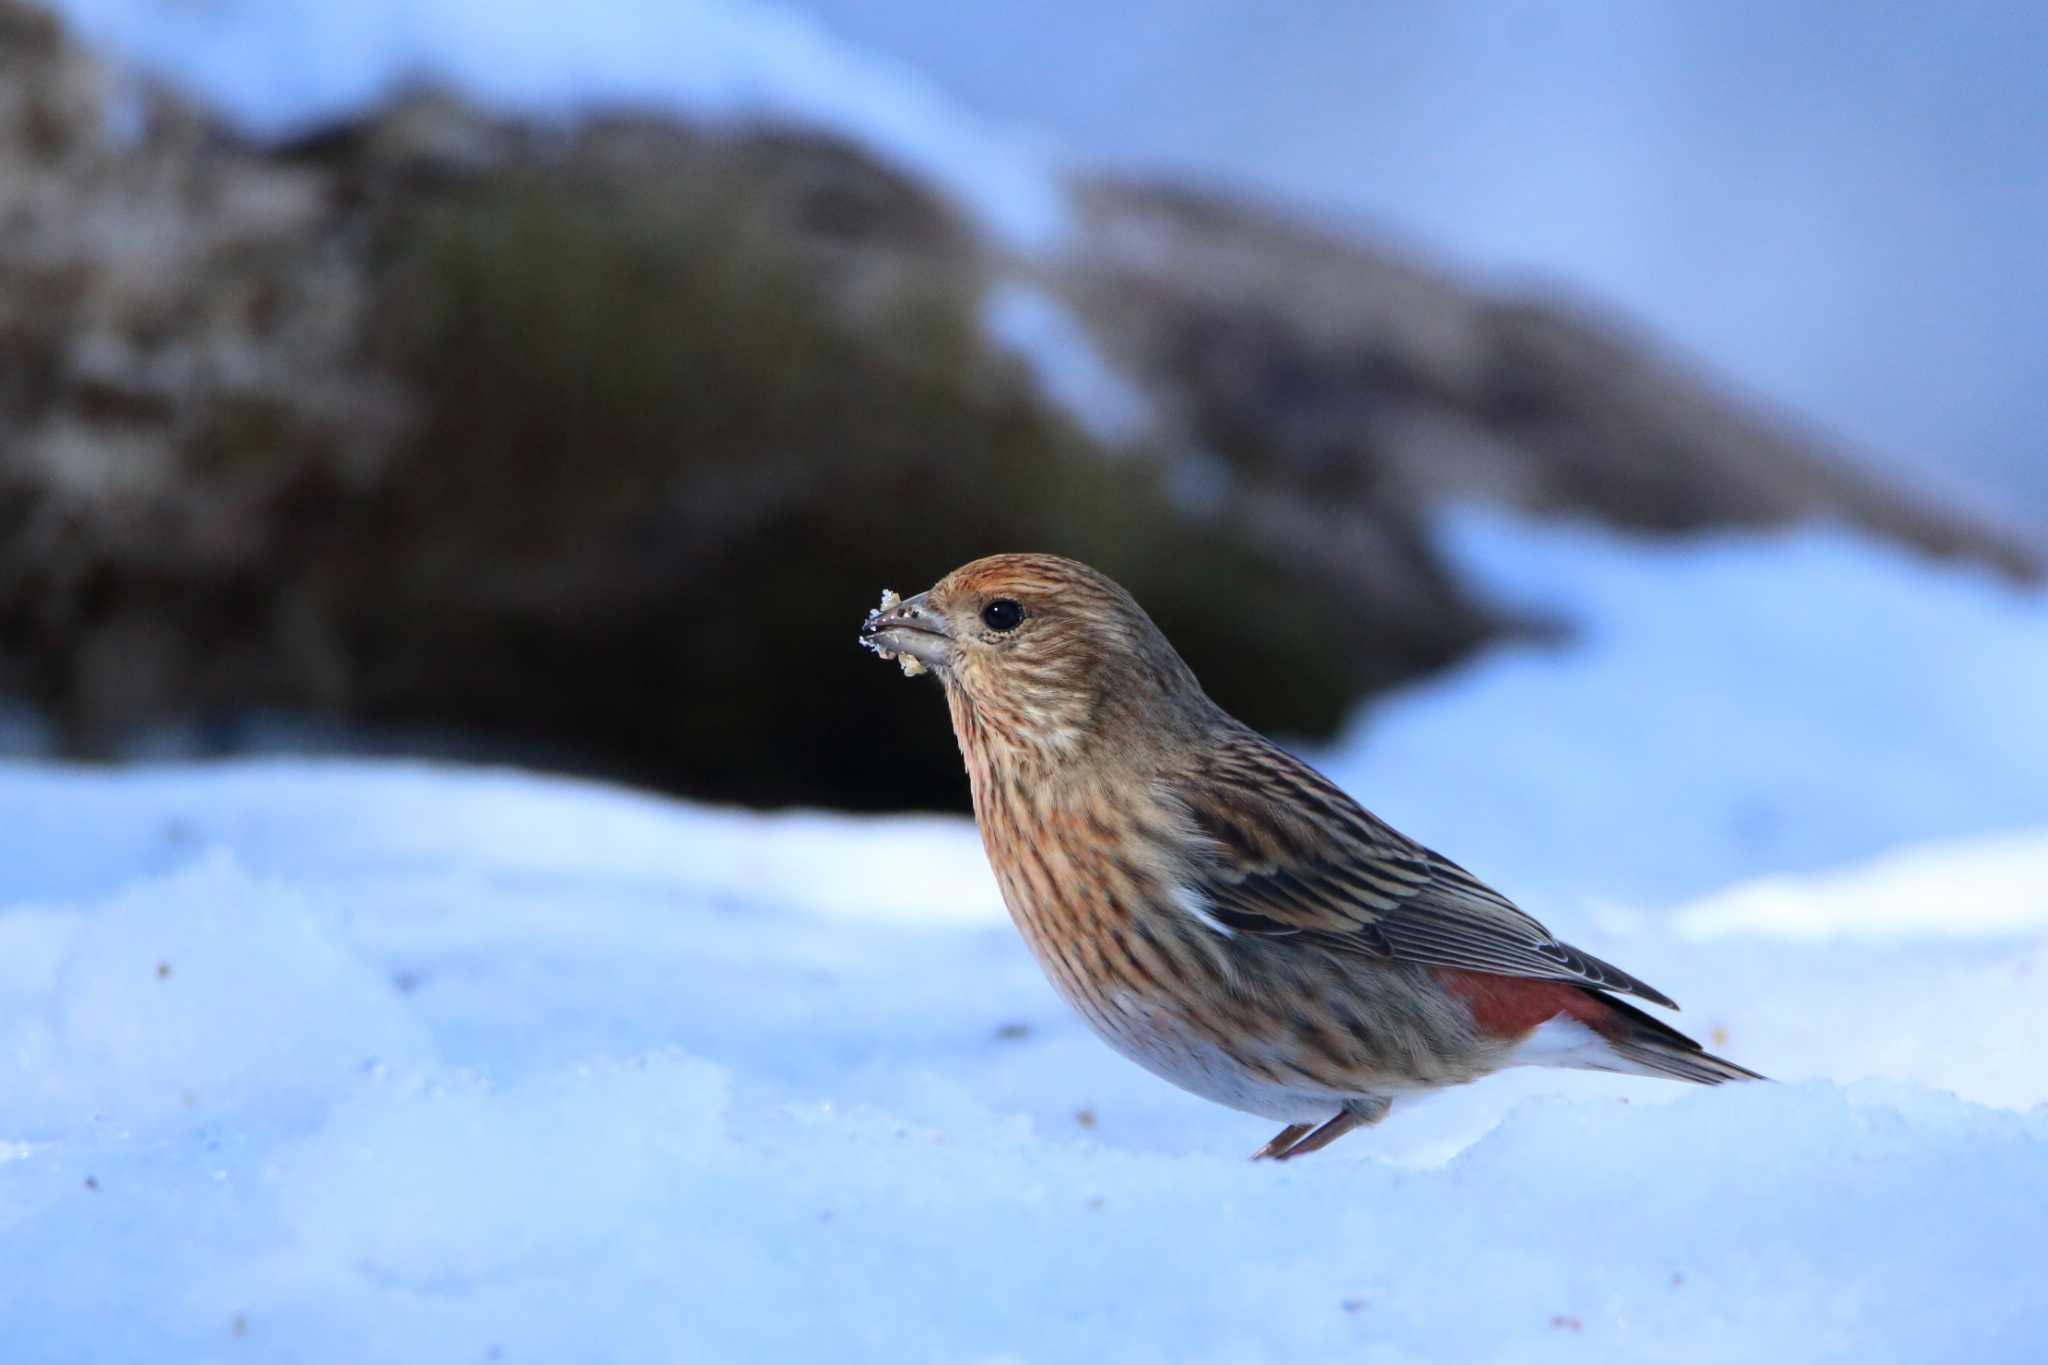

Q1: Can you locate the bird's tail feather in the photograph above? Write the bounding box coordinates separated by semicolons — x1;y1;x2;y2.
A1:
1586;992;1768;1085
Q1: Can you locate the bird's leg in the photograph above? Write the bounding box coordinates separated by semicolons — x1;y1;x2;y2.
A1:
1251;1123;1314;1161
1256;1097;1393;1161
1270;1110;1367;1159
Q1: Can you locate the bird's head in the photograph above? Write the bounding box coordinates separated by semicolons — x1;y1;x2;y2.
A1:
859;554;1214;769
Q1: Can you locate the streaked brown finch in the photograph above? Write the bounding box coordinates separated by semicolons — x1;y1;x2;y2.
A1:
860;554;1761;1159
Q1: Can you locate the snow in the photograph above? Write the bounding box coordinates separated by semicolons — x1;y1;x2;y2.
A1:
1676;828;2048;944
1317;512;2048;911
45;0;1068;251
6;518;2048;1361
982;281;1157;445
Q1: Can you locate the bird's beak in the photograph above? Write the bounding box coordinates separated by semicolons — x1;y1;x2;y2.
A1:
859;590;952;675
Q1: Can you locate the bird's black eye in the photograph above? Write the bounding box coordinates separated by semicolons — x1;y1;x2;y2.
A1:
980;598;1024;632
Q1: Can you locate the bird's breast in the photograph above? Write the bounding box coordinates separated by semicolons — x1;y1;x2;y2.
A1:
975;780;1222;1024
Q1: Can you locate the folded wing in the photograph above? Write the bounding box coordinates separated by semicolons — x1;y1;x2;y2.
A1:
1168;729;1679;1011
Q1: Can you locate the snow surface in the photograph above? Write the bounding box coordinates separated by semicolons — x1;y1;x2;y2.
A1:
46;0;1067;250
1318;513;2048;911
5;518;2048;1361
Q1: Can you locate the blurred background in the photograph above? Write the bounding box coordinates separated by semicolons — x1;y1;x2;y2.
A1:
2;0;2042;816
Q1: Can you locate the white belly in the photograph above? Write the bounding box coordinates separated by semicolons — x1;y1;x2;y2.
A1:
1074;987;1361;1124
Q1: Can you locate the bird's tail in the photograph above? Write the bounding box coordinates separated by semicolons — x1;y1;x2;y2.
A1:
1584;992;1768;1085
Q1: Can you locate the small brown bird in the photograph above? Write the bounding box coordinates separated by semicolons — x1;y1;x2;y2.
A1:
861;555;1761;1159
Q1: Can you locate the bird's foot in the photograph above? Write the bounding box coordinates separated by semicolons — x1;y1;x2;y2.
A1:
1251;1097;1392;1161
1250;1123;1314;1161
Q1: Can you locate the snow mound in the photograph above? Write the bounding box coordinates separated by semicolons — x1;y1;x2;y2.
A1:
0;851;432;1140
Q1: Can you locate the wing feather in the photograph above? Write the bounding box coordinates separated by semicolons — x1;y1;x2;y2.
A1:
1169;730;1680;1010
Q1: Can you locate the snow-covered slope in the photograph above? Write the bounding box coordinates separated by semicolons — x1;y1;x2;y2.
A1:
1318;513;2048;910
5;519;2047;1362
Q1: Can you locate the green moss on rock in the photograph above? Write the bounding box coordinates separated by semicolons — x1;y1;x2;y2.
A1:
347;142;1474;809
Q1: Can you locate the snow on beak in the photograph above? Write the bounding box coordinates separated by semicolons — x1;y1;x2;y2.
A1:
859;589;951;676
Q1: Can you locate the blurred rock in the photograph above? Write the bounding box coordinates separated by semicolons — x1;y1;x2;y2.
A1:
0;3;2033;809
1061;177;2040;577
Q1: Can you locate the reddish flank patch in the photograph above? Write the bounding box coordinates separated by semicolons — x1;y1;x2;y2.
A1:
1431;967;1607;1040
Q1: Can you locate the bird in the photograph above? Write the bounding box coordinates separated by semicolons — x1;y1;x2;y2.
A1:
859;554;1762;1159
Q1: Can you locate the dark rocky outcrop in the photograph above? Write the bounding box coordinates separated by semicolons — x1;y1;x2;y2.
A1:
0;3;2033;810
1063;178;2039;575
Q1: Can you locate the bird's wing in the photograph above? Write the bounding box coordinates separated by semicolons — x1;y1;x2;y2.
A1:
1165;730;1678;1010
